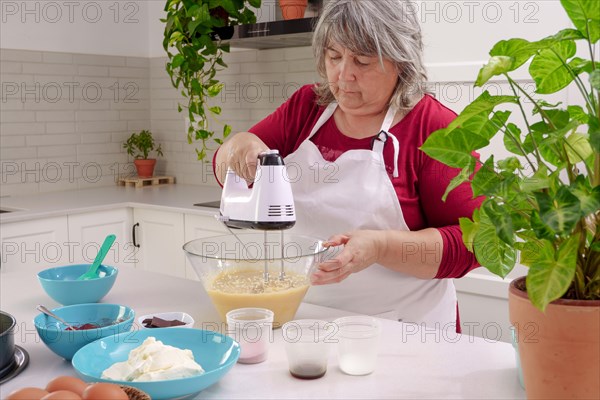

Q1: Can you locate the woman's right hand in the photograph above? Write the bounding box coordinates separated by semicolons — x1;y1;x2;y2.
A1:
215;132;269;184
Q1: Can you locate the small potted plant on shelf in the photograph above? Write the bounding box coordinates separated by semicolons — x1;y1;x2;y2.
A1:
279;0;308;20
421;0;598;398
123;130;164;178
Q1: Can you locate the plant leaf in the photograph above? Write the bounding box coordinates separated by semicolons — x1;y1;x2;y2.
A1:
529;40;577;94
527;234;579;311
570;177;600;215
530;209;556;240
497;157;523;173
207;83;224;97
223;124;232;138
476;56;513;86
442;161;474;202
560;0;600;43
482;200;515;245
565;132;593;163
488;38;538;71
171;54;185;68
589;116;600;153
568;105;589;123
446;92;517;131
502;123;525;156
568;57;593;75
547;28;586;41
462;111;511;142
535;186;582;236
520;164;551;192
460;211;479;253
473;210;516;278
591;69;600;90
209;106;222;115
471;157;502;197
420;128;488;168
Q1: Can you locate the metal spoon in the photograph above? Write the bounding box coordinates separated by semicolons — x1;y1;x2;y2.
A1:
36;305;76;330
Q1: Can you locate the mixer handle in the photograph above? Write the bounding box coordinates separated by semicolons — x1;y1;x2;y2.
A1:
258;149;284;166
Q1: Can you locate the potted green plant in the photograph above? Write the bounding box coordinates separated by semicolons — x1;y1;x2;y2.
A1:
420;0;599;398
163;0;261;161
123;130;164;178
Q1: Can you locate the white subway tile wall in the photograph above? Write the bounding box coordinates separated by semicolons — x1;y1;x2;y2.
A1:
1;49;149;196
3;46;552;196
1;48;319;195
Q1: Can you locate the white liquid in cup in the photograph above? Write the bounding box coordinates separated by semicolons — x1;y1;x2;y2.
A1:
334;316;382;376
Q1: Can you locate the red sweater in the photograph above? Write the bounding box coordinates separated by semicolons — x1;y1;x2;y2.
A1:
219;85;483;279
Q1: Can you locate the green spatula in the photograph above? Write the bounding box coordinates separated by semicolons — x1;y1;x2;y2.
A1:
77;234;116;281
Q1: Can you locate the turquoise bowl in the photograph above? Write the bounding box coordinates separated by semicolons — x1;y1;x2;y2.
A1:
72;328;240;400
34;303;134;360
37;264;118;305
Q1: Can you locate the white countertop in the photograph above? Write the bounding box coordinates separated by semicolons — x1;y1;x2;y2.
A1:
0;266;526;399
0;184;223;223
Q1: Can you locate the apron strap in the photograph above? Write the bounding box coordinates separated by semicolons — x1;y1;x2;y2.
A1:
309;102;400;178
372;106;400;178
371;131;400;178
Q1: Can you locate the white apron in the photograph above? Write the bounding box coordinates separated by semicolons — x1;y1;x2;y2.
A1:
285;103;457;328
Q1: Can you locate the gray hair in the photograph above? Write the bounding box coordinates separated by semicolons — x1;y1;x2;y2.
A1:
312;0;427;109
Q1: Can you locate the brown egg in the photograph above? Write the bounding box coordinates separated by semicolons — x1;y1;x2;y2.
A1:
6;388;49;400
45;376;88;396
82;383;128;400
40;391;82;400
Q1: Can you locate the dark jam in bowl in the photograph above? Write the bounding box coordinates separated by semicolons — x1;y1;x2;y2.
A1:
65;318;125;331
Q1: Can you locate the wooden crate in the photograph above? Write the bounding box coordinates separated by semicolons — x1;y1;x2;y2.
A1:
117;175;175;188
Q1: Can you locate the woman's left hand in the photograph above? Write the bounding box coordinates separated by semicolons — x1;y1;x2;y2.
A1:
311;230;384;285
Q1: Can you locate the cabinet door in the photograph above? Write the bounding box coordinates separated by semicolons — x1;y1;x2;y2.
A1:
133;208;185;278
184;213;228;280
67;208;134;270
1;216;69;272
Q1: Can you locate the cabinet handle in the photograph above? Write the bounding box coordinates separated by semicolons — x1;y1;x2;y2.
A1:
132;222;140;248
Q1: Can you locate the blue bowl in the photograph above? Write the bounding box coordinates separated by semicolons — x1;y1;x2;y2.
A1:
72;328;240;400
34;303;134;360
38;264;118;305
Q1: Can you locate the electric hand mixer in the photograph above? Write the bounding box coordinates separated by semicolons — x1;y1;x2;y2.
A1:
217;150;296;282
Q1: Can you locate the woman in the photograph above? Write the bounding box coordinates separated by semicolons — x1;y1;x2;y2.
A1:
214;0;482;331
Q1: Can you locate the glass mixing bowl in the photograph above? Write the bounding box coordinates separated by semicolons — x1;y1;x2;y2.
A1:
183;232;328;327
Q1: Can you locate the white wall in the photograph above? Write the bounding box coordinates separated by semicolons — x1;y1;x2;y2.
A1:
0;0;150;57
3;1;570;60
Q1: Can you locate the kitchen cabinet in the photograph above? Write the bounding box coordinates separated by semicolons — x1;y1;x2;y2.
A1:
132;208;185;278
67;208;134;270
0;216;69;272
183;213;228;280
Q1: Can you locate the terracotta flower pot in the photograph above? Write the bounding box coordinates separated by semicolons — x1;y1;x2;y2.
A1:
279;0;308;20
509;277;600;399
134;159;157;178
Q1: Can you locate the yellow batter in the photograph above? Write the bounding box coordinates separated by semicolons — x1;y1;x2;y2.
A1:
206;269;309;327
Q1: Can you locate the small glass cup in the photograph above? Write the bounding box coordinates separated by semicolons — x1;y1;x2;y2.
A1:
282;319;333;379
226;308;274;364
334;316;382;375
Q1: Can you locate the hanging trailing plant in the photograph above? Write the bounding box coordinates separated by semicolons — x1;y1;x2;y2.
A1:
163;0;261;160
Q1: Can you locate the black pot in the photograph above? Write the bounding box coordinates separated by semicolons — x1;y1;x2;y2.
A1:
0;311;16;378
210;26;235;41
